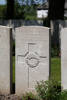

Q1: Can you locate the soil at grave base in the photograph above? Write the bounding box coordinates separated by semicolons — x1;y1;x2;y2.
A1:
0;94;22;100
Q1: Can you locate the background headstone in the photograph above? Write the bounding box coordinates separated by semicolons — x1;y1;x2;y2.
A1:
15;26;50;96
0;26;12;94
61;28;67;89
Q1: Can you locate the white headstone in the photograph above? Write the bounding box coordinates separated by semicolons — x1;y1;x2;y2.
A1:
61;28;67;89
0;26;12;94
15;26;50;96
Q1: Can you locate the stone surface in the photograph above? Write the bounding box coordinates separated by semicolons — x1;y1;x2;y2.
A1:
0;94;21;100
61;28;67;89
0;26;12;94
15;26;50;96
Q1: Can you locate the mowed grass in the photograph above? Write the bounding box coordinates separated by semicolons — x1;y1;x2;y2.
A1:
13;57;15;83
13;57;61;83
51;57;61;82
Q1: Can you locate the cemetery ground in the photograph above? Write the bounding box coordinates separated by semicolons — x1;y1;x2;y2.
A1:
11;57;61;100
0;58;65;100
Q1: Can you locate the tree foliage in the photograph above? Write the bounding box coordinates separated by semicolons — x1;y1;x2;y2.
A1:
0;5;7;19
48;0;65;20
14;0;37;19
6;0;15;19
0;0;37;19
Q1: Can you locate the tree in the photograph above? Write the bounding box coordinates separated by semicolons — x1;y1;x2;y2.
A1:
0;5;7;19
6;0;15;19
48;0;65;20
14;0;37;19
14;0;25;19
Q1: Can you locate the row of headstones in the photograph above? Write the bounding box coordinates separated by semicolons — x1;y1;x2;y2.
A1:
0;25;66;96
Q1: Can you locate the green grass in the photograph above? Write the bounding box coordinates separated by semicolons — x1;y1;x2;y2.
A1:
51;57;61;81
13;57;61;83
13;57;15;83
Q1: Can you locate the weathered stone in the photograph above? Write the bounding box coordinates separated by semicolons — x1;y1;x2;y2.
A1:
61;28;67;89
0;94;21;100
15;26;50;96
0;26;12;94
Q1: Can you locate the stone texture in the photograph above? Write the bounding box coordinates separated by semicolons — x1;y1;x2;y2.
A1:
15;26;50;96
0;26;12;94
61;28;67;89
0;94;21;100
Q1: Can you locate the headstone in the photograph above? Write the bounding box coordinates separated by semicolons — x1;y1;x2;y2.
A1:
15;26;50;96
0;26;12;94
61;28;67;89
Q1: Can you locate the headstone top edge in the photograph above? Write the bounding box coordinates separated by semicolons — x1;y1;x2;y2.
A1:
61;28;67;32
61;28;67;35
63;27;67;29
15;26;49;30
0;25;12;29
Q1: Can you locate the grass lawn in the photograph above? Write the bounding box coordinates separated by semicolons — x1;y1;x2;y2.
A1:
13;57;15;83
13;57;61;83
51;57;61;82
